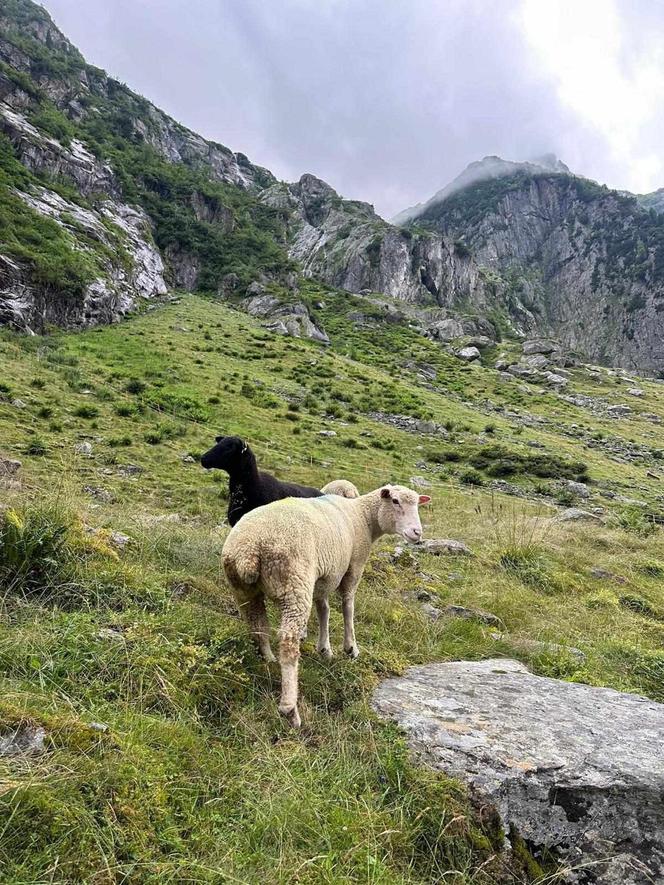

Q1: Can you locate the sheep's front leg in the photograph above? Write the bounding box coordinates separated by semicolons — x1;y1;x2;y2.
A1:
315;591;332;658
339;571;361;659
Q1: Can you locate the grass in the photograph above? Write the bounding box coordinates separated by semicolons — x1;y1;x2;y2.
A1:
0;294;663;883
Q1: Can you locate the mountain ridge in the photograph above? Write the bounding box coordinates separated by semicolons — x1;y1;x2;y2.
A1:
1;0;664;375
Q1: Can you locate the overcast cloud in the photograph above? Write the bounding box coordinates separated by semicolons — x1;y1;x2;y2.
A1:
41;0;664;218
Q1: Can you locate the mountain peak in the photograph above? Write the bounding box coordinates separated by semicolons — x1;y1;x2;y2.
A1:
391;154;571;225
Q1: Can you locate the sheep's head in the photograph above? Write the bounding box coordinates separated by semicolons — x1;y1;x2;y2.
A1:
377;485;430;543
200;435;253;473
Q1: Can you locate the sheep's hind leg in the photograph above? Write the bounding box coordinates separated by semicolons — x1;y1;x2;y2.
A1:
276;596;311;728
315;592;332;658
240;594;275;663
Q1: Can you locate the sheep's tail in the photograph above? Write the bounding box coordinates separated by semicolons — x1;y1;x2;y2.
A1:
223;545;261;588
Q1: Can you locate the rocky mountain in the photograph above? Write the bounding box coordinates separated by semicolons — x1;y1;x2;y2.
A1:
1;0;664;376
0;0;287;331
391;153;570;225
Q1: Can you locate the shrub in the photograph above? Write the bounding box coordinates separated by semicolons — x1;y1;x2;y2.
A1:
114;403;136;417
125;378;146;394
612;507;657;538
0;505;72;596
25;437;47;456
108;435;132;448
459;468;484;486
74;405;99;419
619;594;658;619
499;545;561;593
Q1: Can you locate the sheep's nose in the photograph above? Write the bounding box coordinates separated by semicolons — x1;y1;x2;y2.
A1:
410;527;422;541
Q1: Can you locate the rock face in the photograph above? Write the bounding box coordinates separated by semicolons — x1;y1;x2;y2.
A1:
373;659;664;884
267;158;664;373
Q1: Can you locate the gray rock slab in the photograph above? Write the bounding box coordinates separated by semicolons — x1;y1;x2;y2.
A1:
373;659;664;883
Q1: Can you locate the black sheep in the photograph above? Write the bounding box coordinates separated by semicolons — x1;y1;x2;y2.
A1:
200;435;323;526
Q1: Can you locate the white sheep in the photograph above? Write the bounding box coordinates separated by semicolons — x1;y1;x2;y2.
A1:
321;479;360;498
222;484;430;727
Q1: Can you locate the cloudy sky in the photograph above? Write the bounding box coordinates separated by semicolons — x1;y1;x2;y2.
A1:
42;0;664;219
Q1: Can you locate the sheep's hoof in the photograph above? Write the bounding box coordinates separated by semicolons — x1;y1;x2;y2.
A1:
318;646;334;659
344;645;360;660
262;650;277;663
279;703;301;728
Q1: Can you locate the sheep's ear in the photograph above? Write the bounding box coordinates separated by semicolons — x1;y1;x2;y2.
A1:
215;436;223;443
418;495;431;505
380;487;392;499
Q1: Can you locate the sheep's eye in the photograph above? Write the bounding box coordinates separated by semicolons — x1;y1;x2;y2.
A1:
392;498;399;505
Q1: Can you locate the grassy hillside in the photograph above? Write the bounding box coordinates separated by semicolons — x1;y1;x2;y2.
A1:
1;294;663;883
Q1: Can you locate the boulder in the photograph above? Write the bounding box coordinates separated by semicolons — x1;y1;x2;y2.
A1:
561;480;591;499
543;371;569;387
522;339;557;355
373;659;664;884
522;354;550;370
627;388;644;397
456;346;481;362
430;318;464;341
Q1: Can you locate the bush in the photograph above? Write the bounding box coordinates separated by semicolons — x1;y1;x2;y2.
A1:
25;437;47;456
0;505;72;596
114;403;136;417
619;594;658;619
459;468;484;486
612;507;657;538
125;378;146;394
74;405;99;419
499;545;561;593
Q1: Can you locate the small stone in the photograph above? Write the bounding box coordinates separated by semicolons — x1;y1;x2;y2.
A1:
88;722;109;733
420;603;443;621
117;464;143;476
441;604;503;627
180;453;196;463
109;531;130;549
318;430;337;437
590;567;627;584
627;388;644;397
0;724;46;756
75;441;93;456
84;486;115;504
392;546;418;568
0;457;21;477
409;475;432;488
11;399;26;409
417;538;473;556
